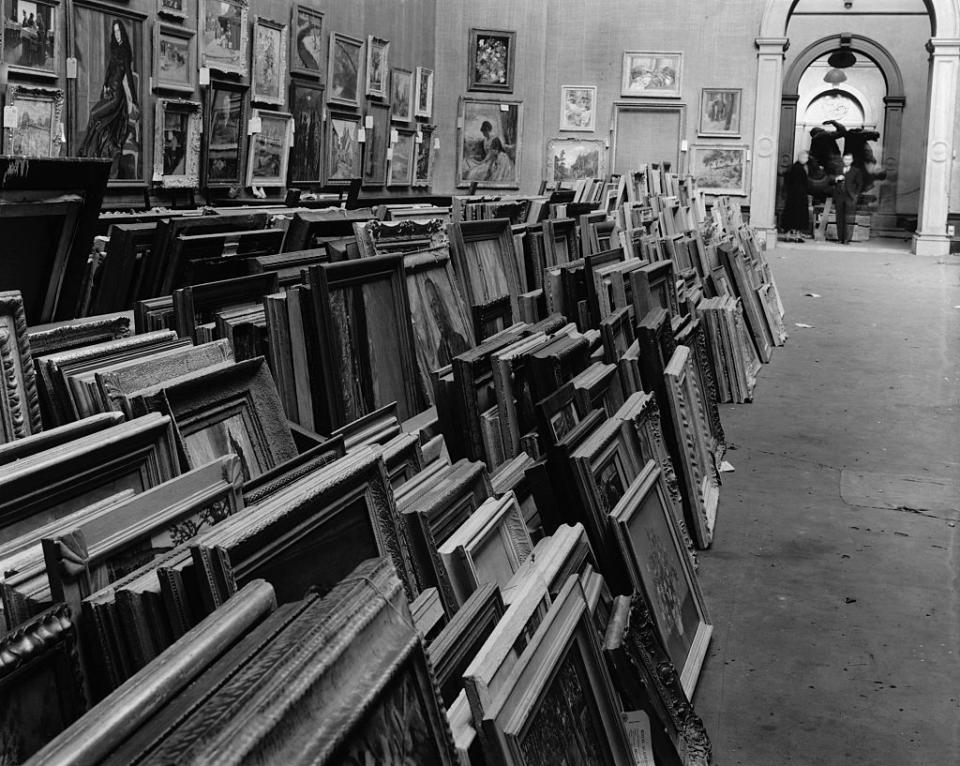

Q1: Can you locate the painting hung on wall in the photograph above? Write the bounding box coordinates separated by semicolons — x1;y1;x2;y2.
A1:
699;88;742;137
362;101;389;187
325;112;361;186
327;32;363;108
388;129;414;187
690;144;748;195
413;126;433;187
251;16;287;107
246;108;292;187
621;51;682;98
468;27;515;92
289;80;324;185
199;0;248;76
457;97;522;189
153;98;201;188
365;36;389;99
414;66;434;119
391;67;413;123
73;3;146;184
2;85;63;157
559;85;597;132
290;4;323;77
158;0;186;21
154;24;196;93
204;80;246;188
545;137;605;186
2;0;58;77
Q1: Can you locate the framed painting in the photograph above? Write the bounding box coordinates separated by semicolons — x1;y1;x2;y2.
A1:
203;79;247;189
72;3;148;185
690;144;748;195
2;0;59;78
621;51;682;98
468;27;515;92
199;0;247;76
289;80;324;185
362;101;390;187
153;98;201;188
289;3;322;78
699;88;741;137
545;137;605;186
365;35;389;98
415;65;434;119
413;125;433;187
327;31;362;108
0;291;42;443
251;16;287;107
246;109;292;187
324;111;361;186
610;460;713;697
2;85;63;157
559;85;596;132
390;67;413;123
388;129;415;187
457;97;522;189
153;23;196;94
157;0;185;21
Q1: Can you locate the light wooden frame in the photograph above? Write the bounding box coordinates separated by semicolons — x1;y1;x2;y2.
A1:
323;110;361;186
391;67;414;122
245;108;292;188
199;0;248;76
621;51;683;98
326;31;363;108
153;98;202;189
365;35;390;98
544;137;606;186
559;84;597;132
415;66;434;118
689;143;749;196
153;23;196;94
0;291;41;444
2;85;63;157
251;16;288;107
387;128;416;187
698;87;742;137
609;460;713;697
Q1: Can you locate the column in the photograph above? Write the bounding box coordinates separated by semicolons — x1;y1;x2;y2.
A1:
913;38;960;256
874;95;904;231
749;38;789;246
775;94;800;221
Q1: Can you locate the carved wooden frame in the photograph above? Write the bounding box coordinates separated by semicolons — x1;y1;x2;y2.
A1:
2;85;64;157
153;99;202;189
449;218;524;319
603;593;712;766
0;291;41;444
240;434;346;505
27;313;131;358
153;23;197;94
199;0;248;76
630;259;680;322
438;491;533;607
251;16;288;107
675;316;726;454
608;461;713;698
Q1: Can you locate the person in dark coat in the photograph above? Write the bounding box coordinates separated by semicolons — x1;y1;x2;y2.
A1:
780;149;811;241
832;152;864;245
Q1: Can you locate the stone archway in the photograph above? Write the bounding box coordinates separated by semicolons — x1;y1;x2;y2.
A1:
779;35;904;234
750;0;960;255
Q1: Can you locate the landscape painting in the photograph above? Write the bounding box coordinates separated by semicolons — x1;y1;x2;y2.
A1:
545;138;604;186
690;144;748;195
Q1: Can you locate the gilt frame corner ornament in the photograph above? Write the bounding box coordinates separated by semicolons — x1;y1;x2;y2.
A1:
152;98;202;189
2;84;64;157
0;290;42;443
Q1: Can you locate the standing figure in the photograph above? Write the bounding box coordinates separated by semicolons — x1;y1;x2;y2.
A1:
79;19;139;176
832;152;864;245
780;149;811;241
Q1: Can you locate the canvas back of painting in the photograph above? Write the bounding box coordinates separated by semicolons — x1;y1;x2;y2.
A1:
612;106;681;175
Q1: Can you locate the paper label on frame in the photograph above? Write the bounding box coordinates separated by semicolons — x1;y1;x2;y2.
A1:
66;57;77;79
622;711;654;766
357;128;366;143
433;137;440;149
248;116;262;135
386;147;393;160
2;106;17;129
199;67;210;86
364;115;373;129
499;103;509;112
390;128;398;144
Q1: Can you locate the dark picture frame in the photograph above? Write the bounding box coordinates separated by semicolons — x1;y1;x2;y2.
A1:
289;80;324;185
203;79;248;189
467;27;515;93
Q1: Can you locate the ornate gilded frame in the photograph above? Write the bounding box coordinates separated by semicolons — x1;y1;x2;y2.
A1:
251;16;288;107
2;85;64;157
0;291;42;443
153;98;202;189
198;0;248;76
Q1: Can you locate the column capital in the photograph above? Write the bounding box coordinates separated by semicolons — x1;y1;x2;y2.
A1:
755;37;789;53
926;37;960;55
883;95;906;108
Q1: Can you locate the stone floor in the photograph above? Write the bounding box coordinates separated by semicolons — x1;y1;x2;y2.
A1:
692;241;960;765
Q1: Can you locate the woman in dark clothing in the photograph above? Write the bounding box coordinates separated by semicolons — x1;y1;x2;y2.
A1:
780;149;811;241
79;19;139;176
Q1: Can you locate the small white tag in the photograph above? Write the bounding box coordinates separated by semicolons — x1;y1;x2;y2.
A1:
357;127;366;143
499;103;509;112
386;147;393;160
248;116;262;135
680;139;689;152
199;67;210;85
433;137;440;149
152;170;163;182
3;106;17;129
390;128;398;144
66;57;77;79
364;115;373;129
415;130;423;144
622;711;655;766
456;116;464;129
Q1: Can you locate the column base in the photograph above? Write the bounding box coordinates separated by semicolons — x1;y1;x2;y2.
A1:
912;232;951;256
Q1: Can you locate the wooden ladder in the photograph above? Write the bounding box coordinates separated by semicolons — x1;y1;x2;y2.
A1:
814;197;833;241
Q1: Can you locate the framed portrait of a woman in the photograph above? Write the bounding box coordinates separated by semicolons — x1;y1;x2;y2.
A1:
2;0;60;78
153;98;201;188
327;32;363;108
199;0;248;77
203;79;247;189
72;2;147;185
246;109;292;187
457;96;522;189
251;16;287;107
290;3;322;78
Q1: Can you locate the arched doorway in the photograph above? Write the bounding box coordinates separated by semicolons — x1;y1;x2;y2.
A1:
751;0;960;255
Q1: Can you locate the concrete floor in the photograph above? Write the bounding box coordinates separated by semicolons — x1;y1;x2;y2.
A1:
692;242;960;765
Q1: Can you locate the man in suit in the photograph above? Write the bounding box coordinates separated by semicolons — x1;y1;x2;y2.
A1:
833;152;864;245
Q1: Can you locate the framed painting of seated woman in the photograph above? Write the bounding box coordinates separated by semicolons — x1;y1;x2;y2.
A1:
72;2;148;186
457;96;522;189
